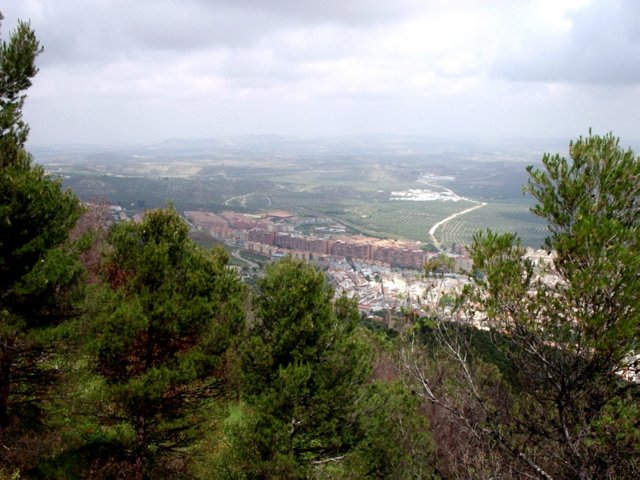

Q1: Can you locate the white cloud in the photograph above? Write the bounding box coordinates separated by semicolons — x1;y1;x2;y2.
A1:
2;0;638;144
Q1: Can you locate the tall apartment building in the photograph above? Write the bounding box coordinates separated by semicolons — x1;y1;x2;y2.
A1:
329;240;371;260
248;229;276;245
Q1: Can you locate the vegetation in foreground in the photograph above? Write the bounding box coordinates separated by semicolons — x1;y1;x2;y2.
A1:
2;13;639;479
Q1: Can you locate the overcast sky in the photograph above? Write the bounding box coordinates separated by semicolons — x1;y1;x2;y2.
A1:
2;0;639;145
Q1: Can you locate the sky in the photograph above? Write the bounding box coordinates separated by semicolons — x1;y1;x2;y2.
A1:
2;0;639;146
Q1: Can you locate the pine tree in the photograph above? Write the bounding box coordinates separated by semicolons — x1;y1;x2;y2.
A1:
230;257;372;478
0;12;82;467
404;132;640;479
84;207;245;478
0;12;40;163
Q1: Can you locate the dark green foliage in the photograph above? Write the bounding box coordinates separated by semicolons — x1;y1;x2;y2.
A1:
359;315;398;339
0;13;83;475
415;318;514;385
0;13;42;162
233;257;372;477
84;207;245;477
1;159;82;316
0;13;80;328
347;381;437;479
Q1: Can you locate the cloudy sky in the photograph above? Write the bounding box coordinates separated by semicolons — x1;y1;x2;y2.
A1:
2;0;639;145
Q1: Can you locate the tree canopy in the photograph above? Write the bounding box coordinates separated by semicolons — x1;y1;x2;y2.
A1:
0;12;82;464
82;207;245;478
230;257;372;477
0;13;42;163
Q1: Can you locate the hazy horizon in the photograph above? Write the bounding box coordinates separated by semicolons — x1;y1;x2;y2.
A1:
27;133;639;158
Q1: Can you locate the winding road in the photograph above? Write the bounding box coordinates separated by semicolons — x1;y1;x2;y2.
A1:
224;191;255;206
418;179;487;249
429;202;487;249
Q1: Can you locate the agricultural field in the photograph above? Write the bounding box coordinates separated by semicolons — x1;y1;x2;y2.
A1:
437;199;548;248
335;198;477;243
36;136;553;249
